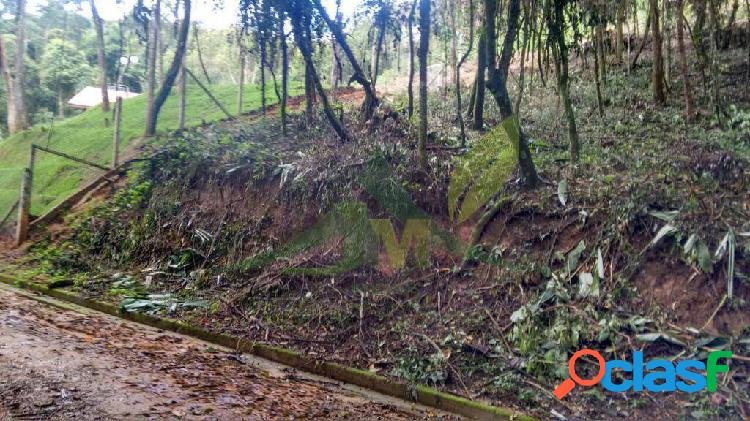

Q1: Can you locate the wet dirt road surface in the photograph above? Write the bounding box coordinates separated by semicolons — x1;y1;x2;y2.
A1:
0;285;459;420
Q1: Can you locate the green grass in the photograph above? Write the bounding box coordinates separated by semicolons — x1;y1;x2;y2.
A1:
0;82;301;218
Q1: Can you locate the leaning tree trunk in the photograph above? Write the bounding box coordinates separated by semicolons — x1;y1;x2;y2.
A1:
311;0;379;120
485;0;540;189
145;0;190;136
408;0;417;118
90;0;109;113
676;0;695;120
417;0;430;171
650;0;666;104
290;9;349;142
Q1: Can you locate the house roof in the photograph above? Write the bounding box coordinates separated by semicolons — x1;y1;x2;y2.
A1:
68;86;141;109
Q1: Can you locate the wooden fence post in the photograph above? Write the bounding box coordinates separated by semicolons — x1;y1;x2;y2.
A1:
113;96;123;169
15;145;35;247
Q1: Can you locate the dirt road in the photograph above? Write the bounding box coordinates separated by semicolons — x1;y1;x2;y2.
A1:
0;285;458;420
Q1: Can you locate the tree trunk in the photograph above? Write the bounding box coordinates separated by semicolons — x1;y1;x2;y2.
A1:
473;32;486;130
90;0;109;113
708;0;723;125
193;26;211;84
515;0;530;113
408;0;417;118
676;0;694;120
616;1;625;64
592;27;604;117
722;0;739;49
650;0;666;104
279;15;288;135
145;0;160;132
237;45;245;115
693;0;709;89
596;22;606;85
485;0;540;189
57;88;65;118
178;58;186;129
331;1;342;102
260;41;267;115
0;37;17;135
11;0;28;133
145;0;190;136
418;0;430;171
372;16;386;89
311;0;379;119
289;6;349;142
663;0;671;89
548;0;580;163
455;0;474;147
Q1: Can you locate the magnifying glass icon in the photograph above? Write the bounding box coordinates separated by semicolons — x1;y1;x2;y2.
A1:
553;349;606;399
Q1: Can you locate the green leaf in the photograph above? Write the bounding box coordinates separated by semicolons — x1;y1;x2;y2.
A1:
648;210;679;222
566;240;586;274
650;224;678;247
596;248;605;279
683;233;698;254
578;272;599;298
697;240;713;273
636;332;686;347
557;180;568;206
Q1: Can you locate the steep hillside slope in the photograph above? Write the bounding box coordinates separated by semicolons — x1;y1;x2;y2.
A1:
0;83;299;219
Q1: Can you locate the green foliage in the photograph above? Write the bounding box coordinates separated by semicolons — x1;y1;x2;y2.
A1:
392;348;449;386
40;39;92;97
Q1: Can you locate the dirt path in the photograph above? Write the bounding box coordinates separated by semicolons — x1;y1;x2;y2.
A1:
0;284;458;420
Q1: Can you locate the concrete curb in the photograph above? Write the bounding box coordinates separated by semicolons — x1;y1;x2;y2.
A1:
0;274;538;421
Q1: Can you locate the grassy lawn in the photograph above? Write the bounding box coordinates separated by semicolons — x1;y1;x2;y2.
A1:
0;83;300;219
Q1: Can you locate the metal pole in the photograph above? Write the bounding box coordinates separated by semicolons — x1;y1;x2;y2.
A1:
113;96;122;169
15;146;35;246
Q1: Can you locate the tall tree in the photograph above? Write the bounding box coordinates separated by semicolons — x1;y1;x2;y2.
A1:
547;0;580;163
676;0;695;120
484;0;540;188
1;0;30;134
650;0;666;104
407;0;417;118
472;31;486;129
145;0;190;136
311;0;379;119
417;0;430;171
288;0;349;142
330;0;343;102
145;0;161;132
454;0;474;146
90;0;109;113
